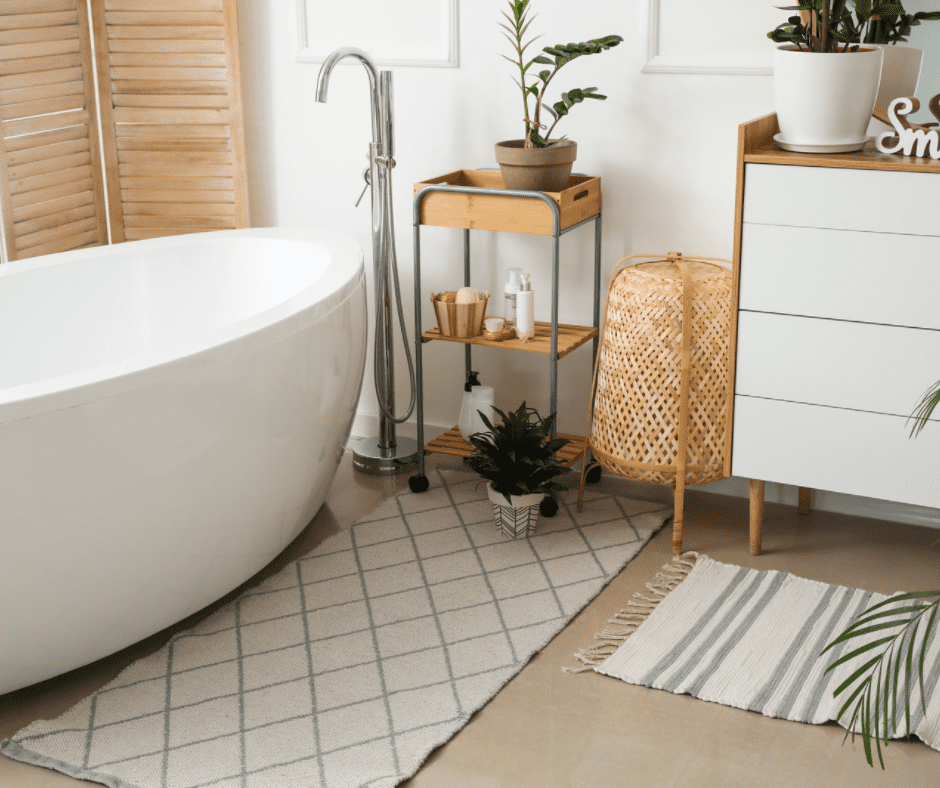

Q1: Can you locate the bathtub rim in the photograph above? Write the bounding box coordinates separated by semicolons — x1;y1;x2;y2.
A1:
0;228;364;425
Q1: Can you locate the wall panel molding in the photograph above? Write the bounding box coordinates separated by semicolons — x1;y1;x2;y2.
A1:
643;0;774;76
296;0;459;68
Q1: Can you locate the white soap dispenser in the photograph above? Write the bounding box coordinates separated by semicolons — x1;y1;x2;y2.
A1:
504;268;522;327
516;272;535;341
458;371;481;440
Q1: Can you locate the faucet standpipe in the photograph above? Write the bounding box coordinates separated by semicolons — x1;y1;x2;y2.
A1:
316;47;418;476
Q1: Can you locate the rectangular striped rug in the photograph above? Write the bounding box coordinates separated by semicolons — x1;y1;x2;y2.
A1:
569;554;940;751
1;466;670;788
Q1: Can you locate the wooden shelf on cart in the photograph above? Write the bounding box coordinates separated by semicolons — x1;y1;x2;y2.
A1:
422;320;597;358
426;426;589;466
414;169;601;235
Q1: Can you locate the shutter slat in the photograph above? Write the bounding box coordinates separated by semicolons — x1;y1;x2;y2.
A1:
11;149;90;179
11;163;93;195
0;62;83;86
9;176;93;208
17;214;98;249
120;176;233;190
1;93;85;120
113;107;229;124
16;228;99;258
105;12;222;26
7;134;88;164
0;80;85;105
11;188;92;222
110;66;226;81
119;161;232;177
107;38;224;53
123;201;235;216
111;79;227;95
15;199;95;234
105;0;223;10
117;149;230;164
112;93;229;108
4;124;87;152
0;38;80;60
109;52;225;67
0;1;76;15
0;11;78;30
121;188;233;203
114;123;230;138
123;213;233;229
117;137;229;152
0;23;79;45
3;107;88;137
107;25;224;39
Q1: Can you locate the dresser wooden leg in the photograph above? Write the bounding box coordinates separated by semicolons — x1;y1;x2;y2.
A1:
749;479;765;556
798;486;811;516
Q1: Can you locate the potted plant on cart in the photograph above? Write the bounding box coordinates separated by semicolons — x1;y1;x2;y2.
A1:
466;402;571;538
767;1;885;152
495;0;622;191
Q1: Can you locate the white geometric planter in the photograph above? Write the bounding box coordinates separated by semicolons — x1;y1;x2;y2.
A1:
874;44;923;109
774;44;883;151
487;484;542;539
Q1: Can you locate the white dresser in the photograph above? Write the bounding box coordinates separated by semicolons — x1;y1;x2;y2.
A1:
729;114;940;553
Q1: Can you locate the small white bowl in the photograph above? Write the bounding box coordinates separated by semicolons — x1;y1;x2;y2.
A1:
484;317;504;332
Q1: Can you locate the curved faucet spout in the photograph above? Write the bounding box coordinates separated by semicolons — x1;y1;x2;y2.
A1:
316;46;384;153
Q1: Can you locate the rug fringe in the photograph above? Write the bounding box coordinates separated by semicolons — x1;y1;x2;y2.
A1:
563;552;699;673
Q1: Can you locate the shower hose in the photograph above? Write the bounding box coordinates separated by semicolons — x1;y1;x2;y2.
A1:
372;157;416;426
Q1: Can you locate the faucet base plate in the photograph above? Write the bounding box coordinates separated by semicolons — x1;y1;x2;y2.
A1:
352;436;420;476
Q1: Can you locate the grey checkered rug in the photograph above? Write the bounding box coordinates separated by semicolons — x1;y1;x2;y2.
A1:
1;465;670;788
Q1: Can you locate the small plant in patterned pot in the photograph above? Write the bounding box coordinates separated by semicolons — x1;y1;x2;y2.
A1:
465;402;571;538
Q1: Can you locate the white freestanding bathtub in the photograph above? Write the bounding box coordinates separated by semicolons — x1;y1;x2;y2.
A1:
0;228;366;695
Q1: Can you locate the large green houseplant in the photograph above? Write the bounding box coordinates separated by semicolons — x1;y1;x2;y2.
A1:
821;378;940;768
466;402;571;537
767;1;884;151
494;0;622;191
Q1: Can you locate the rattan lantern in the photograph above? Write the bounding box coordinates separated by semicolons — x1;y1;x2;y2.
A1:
578;252;732;554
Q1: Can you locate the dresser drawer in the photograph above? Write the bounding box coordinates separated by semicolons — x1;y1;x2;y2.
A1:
731;396;940;508
743;164;940;236
735;312;940;417
739;223;940;330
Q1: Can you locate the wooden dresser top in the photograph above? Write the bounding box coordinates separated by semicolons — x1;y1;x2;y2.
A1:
740;112;940;174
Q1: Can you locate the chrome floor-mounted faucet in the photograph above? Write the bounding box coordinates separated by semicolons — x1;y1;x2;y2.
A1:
316;47;418;475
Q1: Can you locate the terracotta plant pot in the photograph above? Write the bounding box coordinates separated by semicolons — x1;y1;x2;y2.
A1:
494;139;577;192
487;483;542;539
773;45;883;152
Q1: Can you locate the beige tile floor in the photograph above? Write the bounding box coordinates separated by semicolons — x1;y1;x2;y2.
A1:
2;452;940;787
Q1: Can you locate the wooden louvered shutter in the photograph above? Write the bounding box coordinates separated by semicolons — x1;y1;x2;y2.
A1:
0;0;109;261
90;0;249;242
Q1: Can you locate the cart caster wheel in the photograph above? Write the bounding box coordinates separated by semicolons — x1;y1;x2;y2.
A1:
585;464;602;485
540;497;559;518
408;474;430;493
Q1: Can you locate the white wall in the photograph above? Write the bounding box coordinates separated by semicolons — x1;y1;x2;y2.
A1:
235;0;940;530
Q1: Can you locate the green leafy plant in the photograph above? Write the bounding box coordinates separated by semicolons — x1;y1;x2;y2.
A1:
854;1;940;45
768;1;861;52
465;402;572;503
501;0;622;148
819;379;940;768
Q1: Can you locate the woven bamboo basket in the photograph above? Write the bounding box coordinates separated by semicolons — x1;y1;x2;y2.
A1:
578;252;732;555
431;291;489;338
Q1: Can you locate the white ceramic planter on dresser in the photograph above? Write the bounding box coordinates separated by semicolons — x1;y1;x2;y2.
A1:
729;114;940;554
